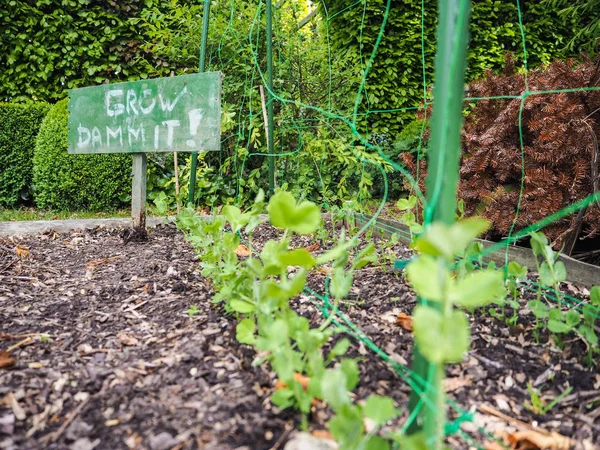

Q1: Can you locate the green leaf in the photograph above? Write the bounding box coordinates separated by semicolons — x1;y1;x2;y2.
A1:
451;270;505;308
415;218;489;260
329;338;351;358
284;270;308;298
507;261;528;279
394;432;428;450
270;388;295;409
321;369;351;410
412;306;470;364
229;298;256;314
267;191;321;234
565;310;581;327
396;195;417;211
340;358;359;391
363;395;398;426
406;255;448;301
553;261;567;283
538;261;555;287
529;232;548;257
547;319;571;334
352;243;376;269
549;307;564;321
330;267;353;299
578;325;598;346
365;436;390;450
278;248;317;268
528;300;548;318
236;318;255;344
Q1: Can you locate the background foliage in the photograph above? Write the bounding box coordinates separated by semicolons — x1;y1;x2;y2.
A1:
0;0;167;102
0;102;50;207
319;0;590;136
33;100;132;211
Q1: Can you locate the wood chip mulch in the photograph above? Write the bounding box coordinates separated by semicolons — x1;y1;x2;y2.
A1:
1;223;599;450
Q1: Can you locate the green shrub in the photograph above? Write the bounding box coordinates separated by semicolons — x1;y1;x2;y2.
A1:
0;102;51;207
33;99;132;211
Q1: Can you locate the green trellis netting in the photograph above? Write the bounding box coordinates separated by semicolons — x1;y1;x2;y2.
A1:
174;0;600;446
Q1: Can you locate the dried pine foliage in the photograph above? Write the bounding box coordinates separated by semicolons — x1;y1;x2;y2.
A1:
402;55;600;247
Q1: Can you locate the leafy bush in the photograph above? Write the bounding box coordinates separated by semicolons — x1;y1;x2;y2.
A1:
33;99;132;211
0;0;170;102
0;102;50;207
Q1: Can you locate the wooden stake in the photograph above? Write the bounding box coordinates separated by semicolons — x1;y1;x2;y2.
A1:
259;85;276;188
132;153;147;230
174;152;181;214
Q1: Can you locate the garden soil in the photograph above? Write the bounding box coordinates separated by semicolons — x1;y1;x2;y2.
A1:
0;224;598;450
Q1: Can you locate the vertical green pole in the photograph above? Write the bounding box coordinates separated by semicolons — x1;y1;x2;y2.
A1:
407;0;471;447
266;0;275;196
188;0;211;205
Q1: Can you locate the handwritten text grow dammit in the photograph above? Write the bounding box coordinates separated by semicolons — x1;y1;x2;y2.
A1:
68;72;221;155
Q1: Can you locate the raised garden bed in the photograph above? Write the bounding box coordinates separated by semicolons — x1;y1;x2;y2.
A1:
0;223;598;449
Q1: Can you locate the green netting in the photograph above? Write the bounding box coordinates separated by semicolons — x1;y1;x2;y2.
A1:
191;0;599;447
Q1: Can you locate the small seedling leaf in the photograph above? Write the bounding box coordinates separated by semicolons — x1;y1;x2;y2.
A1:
547;319;571;334
565;310;581;327
406;255;447;301
236;318;255;344
363;395;399;426
412;306;470;364
451;270;505;308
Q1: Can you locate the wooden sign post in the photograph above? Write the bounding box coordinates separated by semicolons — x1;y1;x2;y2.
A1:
67;72;222;230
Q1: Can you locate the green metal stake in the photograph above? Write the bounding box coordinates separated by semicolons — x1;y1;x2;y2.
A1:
188;0;212;205
266;0;275;196
406;0;471;447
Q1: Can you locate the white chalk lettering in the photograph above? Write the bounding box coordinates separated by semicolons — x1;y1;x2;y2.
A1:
154;125;160;150
162;120;181;149
139;89;156;115
128;125;145;147
91;127;102;147
106;126;123;147
159;86;188;113
186;108;205;147
126;89;138;116
106;90;124;117
77;124;91;148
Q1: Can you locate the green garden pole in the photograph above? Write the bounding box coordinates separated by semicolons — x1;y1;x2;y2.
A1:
188;0;211;205
266;0;275;196
406;0;471;447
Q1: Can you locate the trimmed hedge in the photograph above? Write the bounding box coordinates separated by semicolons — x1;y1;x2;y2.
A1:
0;102;51;207
33;99;132;211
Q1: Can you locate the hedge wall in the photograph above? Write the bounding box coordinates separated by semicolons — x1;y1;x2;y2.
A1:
320;0;588;136
0;0;169;102
33;99;132;211
0;102;50;207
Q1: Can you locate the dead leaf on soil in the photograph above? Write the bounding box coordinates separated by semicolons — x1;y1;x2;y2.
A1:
395;312;413;331
312;429;334;440
85;256;122;271
234;244;250;257
305;244;320;253
275;372;311;391
488;430;572;450
443;376;472;393
117;333;139;347
0;351;16;369
15;245;30;259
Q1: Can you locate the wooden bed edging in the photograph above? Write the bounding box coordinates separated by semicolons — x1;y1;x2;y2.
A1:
352;213;600;288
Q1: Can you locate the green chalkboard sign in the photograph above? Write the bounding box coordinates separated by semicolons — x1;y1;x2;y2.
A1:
68;72;222;154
